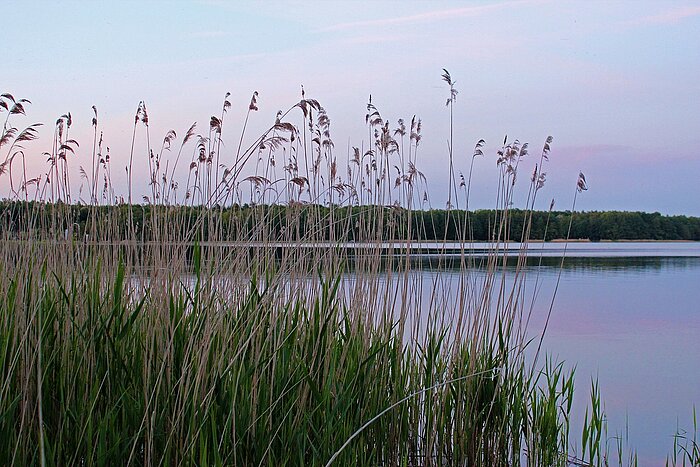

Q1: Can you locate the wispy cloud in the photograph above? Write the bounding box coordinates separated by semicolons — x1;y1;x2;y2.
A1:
625;5;700;27
318;0;545;32
337;33;408;46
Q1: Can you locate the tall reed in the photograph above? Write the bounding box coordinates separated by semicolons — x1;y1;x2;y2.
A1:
0;80;626;466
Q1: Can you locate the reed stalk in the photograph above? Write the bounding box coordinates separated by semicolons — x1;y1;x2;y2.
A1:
0;81;640;466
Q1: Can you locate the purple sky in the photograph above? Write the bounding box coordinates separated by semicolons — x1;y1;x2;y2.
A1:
3;0;700;214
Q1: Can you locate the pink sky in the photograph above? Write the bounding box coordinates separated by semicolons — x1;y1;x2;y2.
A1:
2;0;699;214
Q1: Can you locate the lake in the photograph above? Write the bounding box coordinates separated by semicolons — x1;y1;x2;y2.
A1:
406;242;700;463
534;244;700;464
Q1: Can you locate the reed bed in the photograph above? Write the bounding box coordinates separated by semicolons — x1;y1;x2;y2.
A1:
0;81;690;466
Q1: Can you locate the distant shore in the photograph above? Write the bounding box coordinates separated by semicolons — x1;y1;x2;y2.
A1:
546;238;698;243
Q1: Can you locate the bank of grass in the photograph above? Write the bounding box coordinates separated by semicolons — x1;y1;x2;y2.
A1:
0;84;695;466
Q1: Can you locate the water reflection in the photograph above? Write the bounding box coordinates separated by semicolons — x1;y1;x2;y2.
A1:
347;252;700;274
536;254;700;464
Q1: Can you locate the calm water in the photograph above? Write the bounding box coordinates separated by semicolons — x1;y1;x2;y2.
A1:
415;242;700;463
535;245;700;464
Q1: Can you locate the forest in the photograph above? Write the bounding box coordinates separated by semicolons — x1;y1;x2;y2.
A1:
2;201;698;242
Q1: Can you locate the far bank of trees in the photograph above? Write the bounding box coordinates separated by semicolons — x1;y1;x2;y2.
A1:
419;209;700;242
1;201;698;242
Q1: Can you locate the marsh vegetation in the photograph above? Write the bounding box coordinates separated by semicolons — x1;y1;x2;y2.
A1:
0;76;696;466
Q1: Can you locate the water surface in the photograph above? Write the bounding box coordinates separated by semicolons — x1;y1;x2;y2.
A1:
429;242;700;463
539;250;700;464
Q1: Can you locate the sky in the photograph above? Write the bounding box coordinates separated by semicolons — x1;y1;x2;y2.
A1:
2;0;700;214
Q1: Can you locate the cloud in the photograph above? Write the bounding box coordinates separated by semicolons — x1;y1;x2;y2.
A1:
625;5;700;27
318;0;546;32
336;32;408;46
555;143;699;166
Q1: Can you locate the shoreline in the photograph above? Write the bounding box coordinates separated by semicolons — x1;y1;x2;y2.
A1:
545;238;698;243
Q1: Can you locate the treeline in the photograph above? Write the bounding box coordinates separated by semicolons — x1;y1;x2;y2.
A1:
1;201;699;242
428;209;700;241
